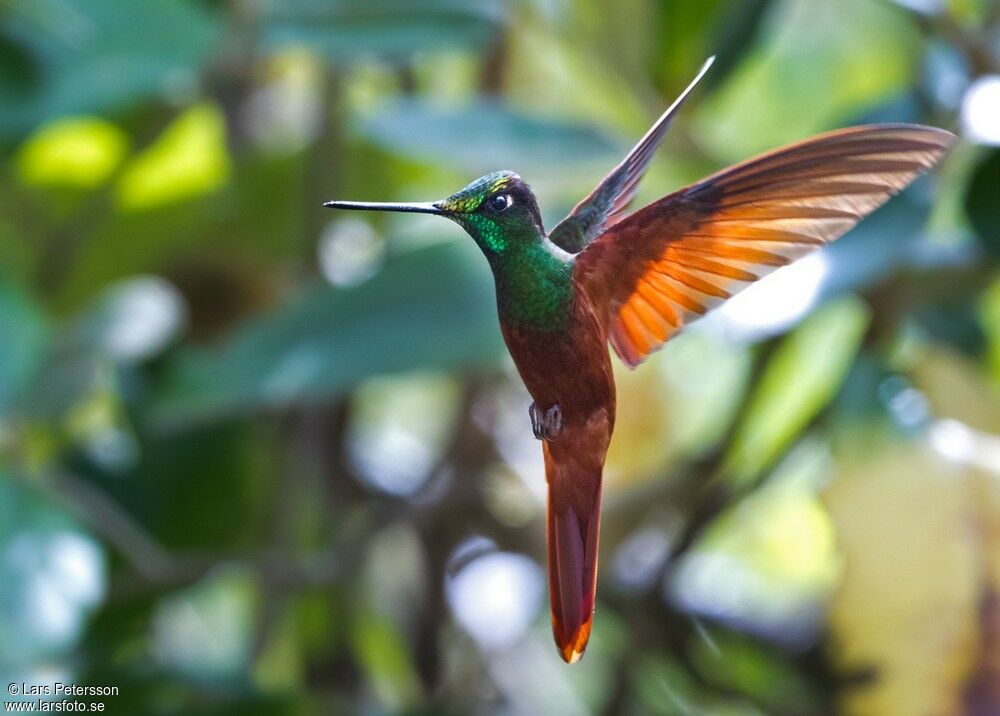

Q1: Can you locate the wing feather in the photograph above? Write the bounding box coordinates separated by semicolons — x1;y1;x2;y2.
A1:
574;124;955;367
547;57;715;253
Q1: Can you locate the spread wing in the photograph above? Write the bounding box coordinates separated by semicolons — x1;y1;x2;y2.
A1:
573;124;955;367
547;57;715;253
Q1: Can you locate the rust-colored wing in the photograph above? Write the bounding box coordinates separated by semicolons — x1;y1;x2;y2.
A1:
547;57;715;253
574;124;955;367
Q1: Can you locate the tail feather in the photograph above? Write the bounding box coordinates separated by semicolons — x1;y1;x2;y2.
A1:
543;440;603;663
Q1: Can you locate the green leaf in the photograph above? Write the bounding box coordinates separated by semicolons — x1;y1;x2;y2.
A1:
652;0;773;93
262;0;503;59
357;99;622;177
673;439;838;636
981;274;1000;381
694;0;919;161
0;0;220;137
632;653;764;716
606;332;752;484
0;283;48;416
722;297;871;485
632;653;703;716
689;629;821;713
149;241;502;427
965;150;1000;258
15;116;129;188
116;103;230;211
350;609;423;711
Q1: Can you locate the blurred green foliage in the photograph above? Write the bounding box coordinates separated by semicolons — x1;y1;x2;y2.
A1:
1;0;1000;714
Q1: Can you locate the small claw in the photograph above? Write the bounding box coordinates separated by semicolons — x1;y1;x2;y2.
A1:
529;402;562;441
529;402;544;440
544;404;562;439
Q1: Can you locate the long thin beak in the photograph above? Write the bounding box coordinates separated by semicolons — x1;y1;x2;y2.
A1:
323;200;443;215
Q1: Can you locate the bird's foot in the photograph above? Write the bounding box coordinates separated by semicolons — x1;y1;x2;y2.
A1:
529;402;563;440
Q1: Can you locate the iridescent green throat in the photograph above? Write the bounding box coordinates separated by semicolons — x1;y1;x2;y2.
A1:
439;170;574;330
458;213;574;331
494;241;575;331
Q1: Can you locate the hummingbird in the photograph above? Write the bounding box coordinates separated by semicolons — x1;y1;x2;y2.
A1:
324;57;954;663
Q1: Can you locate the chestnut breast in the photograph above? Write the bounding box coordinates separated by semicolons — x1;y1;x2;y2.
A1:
500;289;615;429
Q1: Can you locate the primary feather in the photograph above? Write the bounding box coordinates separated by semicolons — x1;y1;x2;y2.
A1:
573;124;955;366
548;57;716;253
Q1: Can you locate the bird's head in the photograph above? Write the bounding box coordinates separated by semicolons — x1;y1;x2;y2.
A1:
325;170;544;260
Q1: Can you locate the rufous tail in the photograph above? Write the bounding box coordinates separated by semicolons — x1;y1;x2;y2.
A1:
543;440;603;663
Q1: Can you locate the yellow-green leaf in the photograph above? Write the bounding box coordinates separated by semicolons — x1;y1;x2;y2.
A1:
117;104;230;211
17;117;128;188
722;297;870;486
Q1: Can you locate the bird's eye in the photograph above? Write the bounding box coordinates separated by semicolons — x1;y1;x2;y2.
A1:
488;194;511;212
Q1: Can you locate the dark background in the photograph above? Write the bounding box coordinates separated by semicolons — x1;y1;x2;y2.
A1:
2;0;1000;713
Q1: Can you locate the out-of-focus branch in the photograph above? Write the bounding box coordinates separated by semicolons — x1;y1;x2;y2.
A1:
43;470;178;580
211;0;260;154
250;411;315;661
27;470;342;601
409;377;502;692
479;28;509;96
